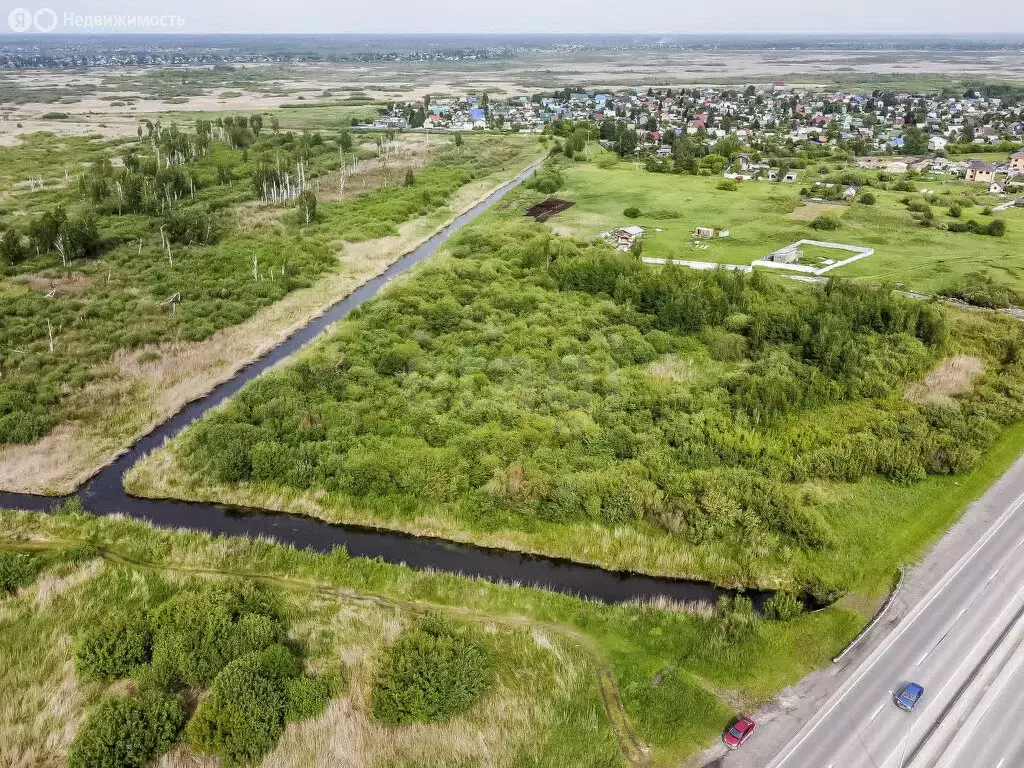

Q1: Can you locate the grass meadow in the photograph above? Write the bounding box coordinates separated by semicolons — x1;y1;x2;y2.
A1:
539;151;1024;296
0;506;863;767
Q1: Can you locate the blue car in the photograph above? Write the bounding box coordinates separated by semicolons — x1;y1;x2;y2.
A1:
894;682;925;711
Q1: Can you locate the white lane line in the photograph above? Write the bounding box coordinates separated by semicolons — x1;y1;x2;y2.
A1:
996;758;1006;768
766;488;1024;768
915;534;1024;667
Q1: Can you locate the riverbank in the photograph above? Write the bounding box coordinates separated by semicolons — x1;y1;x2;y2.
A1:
0;151;543;496
0;506;862;767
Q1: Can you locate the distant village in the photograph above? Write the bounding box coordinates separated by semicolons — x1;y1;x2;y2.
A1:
367;84;1024;190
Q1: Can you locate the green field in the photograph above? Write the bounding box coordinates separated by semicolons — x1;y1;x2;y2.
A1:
0;506;862;767
153;103;383;131
539;153;1024;296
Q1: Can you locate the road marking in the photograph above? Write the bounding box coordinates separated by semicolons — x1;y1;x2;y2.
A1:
916;534;1024;667
765;487;1024;768
870;703;884;722
996;758;1005;768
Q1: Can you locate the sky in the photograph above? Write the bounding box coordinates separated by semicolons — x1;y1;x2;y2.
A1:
3;0;1023;36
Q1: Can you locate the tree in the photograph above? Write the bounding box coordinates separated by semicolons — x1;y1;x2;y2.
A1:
249;114;263;137
0;228;23;264
404;168;415;186
296;189;317;225
28;206;67;253
338;130;352;153
614;127;637;157
60;214;102;260
270;115;280;134
453;133;464;149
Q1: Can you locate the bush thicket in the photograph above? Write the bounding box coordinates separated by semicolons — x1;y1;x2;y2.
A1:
176;221;1024;583
67;692;186;768
75;614;152;681
371;616;493;725
0;550;38;594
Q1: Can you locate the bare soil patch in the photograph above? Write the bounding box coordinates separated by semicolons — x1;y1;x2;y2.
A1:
905;355;985;405
524;197;575;222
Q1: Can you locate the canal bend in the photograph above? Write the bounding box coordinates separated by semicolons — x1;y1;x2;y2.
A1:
0;163;773;608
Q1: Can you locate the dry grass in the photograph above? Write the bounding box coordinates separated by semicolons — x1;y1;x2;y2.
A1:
13;270;92;296
647;355;700;384
1;548;621;768
318;134;440;203
0;169;531;495
905;355;985;405
788;201;846;221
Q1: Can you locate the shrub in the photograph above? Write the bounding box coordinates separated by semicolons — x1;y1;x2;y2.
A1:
988;219;1007;237
67;692;186;768
524;167;564;195
982;206;993;216
858;192;876;205
939;275;1020;309
185;645;306;767
713;595;758;643
371;615;492;725
717;179;738;192
284;675;333;723
162;207;220;245
75;614;152;681
0;550;38;594
623;205;641;218
763;591;804;621
149;584;283;689
948;202;962;218
810;214;841;231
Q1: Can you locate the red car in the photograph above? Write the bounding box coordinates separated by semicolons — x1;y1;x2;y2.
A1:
723;717;756;749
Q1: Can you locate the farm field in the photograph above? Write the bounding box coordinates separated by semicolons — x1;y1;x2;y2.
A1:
0;127;543;493
0;507;862;768
537;152;1024;296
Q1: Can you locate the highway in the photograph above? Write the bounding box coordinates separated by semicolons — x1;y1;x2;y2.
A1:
765;488;1024;768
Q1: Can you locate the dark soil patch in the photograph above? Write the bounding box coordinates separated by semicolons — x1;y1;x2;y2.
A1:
524;197;575;222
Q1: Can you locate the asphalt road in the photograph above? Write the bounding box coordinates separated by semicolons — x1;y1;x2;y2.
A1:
764;487;1024;768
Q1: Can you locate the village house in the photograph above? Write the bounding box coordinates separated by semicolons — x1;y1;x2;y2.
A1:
1011;151;1024;172
965;160;997;184
615;226;644;250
